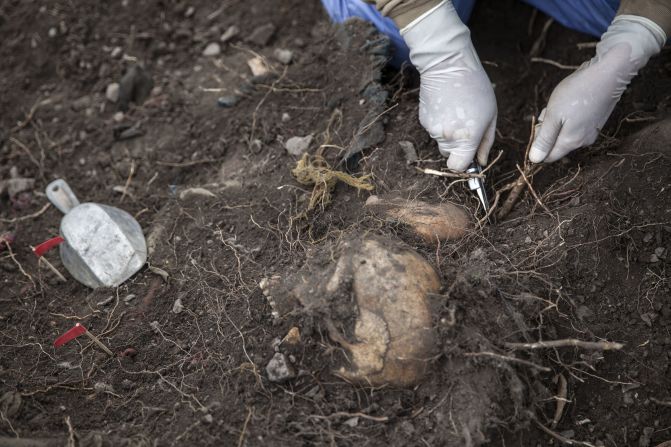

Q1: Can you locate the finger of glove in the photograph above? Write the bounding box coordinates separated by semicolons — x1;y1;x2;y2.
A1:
438;140;478;171
529;110;563;164
476;116;497;167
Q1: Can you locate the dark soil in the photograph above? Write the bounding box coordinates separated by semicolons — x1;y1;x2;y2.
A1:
1;0;671;446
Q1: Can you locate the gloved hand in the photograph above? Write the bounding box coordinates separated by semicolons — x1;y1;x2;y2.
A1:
401;0;496;171
529;15;666;164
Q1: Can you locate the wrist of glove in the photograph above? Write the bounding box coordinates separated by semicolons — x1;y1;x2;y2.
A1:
402;0;497;171
529;15;666;164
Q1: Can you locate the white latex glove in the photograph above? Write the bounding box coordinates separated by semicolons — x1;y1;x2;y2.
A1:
401;0;497;171
529;15;666;164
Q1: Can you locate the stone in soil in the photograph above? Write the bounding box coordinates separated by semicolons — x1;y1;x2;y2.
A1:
220;25;239;43
266;353;296;382
106;83;120;103
246;23;276;46
284;135;313;156
247;56;269;77
118;64;154;111
217;95;240;108
202;42;221;57
273;48;293;65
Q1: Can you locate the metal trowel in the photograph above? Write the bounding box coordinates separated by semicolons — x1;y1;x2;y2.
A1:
46;179;147;288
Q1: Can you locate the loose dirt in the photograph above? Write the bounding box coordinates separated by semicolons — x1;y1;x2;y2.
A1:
1;1;670;446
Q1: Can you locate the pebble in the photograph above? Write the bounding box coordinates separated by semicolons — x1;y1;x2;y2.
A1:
217;95;240;108
247;56;269;77
48;27;57;38
113;111;125;122
172;298;184;314
202;414;213;424
149;321;161;334
399;140;418;164
285;135;313;156
524;236;532;244
184;6;195;17
202;42;221;57
93;382;114;394
121;379;134;390
273;48;293;65
106;82;120;103
220;25;239;43
265;353;296;382
246;23;276;46
281;112;290;122
111;46;123;58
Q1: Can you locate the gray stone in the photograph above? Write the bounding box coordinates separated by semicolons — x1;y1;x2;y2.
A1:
220;25;239;43
399;141;418;164
284;135;313;156
273;48;293;65
266;353;296;382
202;42;221;57
217;95;240;108
106;82;120;103
172;298;184;314
246;23;276;46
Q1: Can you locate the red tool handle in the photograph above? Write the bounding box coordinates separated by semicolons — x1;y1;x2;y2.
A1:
33;236;65;257
54;323;87;348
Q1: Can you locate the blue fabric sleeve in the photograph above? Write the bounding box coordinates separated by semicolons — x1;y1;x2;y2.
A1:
522;0;619;38
319;0;476;66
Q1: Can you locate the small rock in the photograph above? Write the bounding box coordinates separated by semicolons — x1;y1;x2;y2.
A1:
398;141;418;164
524;236;532;244
284;327;300;345
172;298;184;314
149;321;161;334
179;187;216;200
284;135;313;156
184;6;195;17
202;42;221;57
93;382;114;394
217;95;240;108
118;65;154;110
281;112;290;122
654;247;666;259
246;23;276;46
247;56;269;77
643;233;654;243
220;25;239;43
202;414;213;424
121;379;134;390
48;27;57;38
265;353;296;382
568;196;580;207
273;48;293;65
343;417;359;428
106;82;120;103
113;111;125;122
111;46;123;58
650;254;660;263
